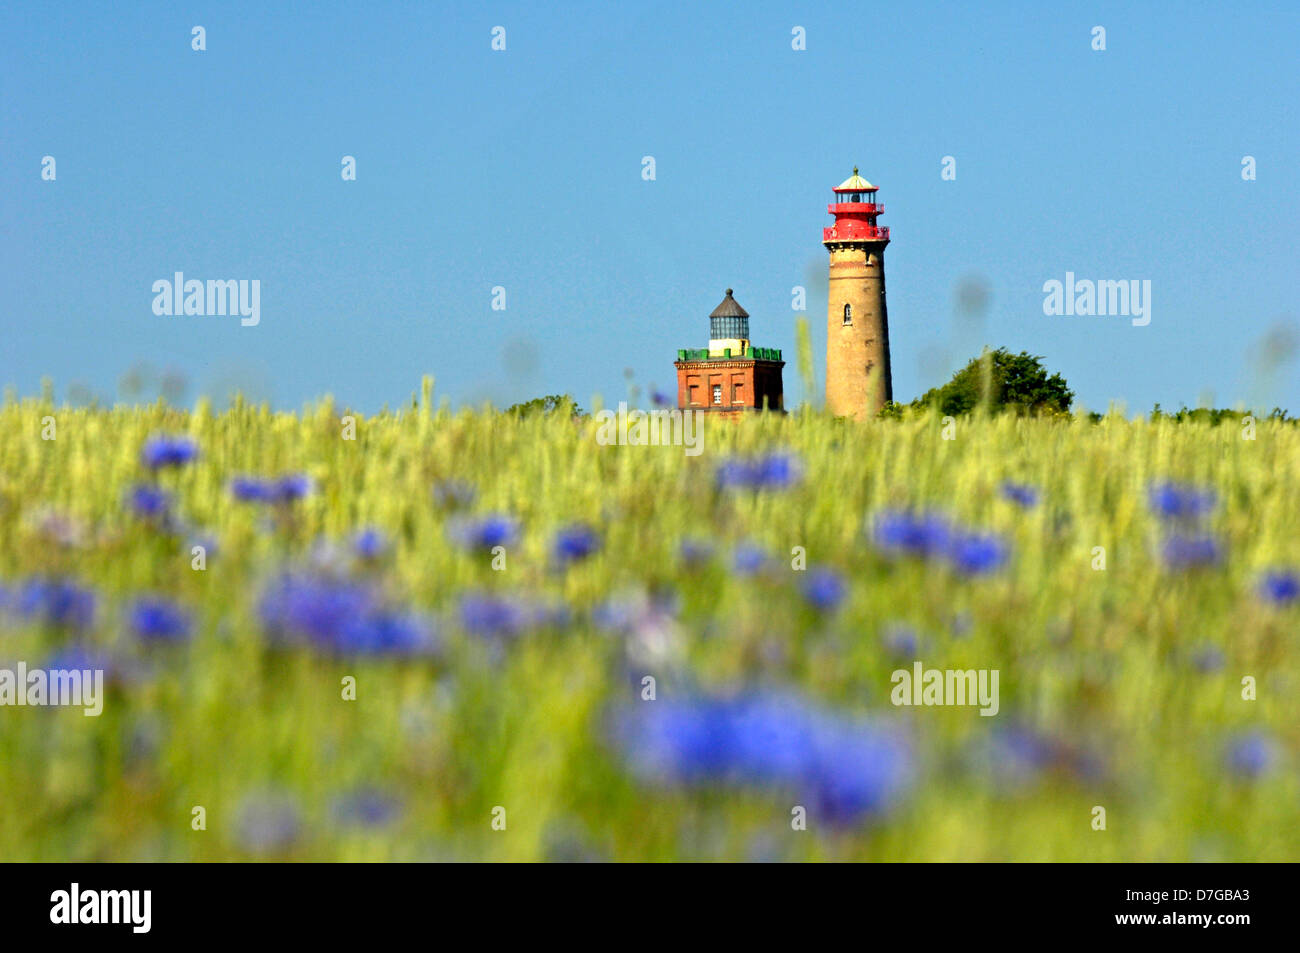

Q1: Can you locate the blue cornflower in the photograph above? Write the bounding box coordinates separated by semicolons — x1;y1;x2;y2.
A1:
230;475;312;504
230;476;272;502
553;524;600;564
731;543;769;576
457;593;527;638
1000;481;1039;508
353;528;389;561
448;514;520;551
650;389;673;408
127;483;173;521
333;787;403;828
258;575;375;649
1148;481;1216;521
17;578;97;631
272;474;313;503
337;611;437;657
1162;534;1223;569
946;531;1010;576
1258;570;1300;605
881;625;919;658
456;593;563;640
799;567;848;612
715;453;802;491
983;725;1058;787
614;692;912;826
128;597;193;644
678;538;715;566
186;532;219;562
1225;732;1276;780
258;574;434;658
44;643;115;679
872;510;951;559
753;454;801;488
141;434;198;469
809;717;915;825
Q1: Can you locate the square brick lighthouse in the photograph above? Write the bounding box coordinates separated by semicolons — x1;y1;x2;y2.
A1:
674;289;785;419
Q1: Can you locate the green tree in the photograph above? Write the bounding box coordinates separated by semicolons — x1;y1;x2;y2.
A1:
505;394;585;418
912;348;1073;415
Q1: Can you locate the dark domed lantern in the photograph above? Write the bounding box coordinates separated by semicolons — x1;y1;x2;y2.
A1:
709;288;750;345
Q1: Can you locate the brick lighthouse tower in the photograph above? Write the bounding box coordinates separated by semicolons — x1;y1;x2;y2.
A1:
823;168;892;418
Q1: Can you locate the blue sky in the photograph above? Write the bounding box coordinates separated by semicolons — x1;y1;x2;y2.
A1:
3;1;1298;413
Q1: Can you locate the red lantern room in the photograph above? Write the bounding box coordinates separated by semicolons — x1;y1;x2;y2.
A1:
822;167;890;244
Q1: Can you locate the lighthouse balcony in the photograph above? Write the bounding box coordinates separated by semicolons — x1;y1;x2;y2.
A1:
823;224;890;242
676;346;782;362
827;202;883;215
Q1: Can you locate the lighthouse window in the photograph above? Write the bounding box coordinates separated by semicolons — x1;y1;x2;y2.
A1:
712;384;722;405
843;303;853;325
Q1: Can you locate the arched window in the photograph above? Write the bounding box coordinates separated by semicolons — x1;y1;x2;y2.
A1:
843;303;852;325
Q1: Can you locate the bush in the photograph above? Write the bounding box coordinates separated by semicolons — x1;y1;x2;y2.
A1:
912;349;1073;416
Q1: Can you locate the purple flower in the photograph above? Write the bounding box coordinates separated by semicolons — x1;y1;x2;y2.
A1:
457;593;564;640
272;474;312;503
127;483;173;521
186;532;219;561
353;528;389;561
337;611;438;657
983;725;1058;787
457;593;527;638
230;476;272;502
715;453;802;491
1162;534;1223;569
553;524;600;564
17;578;97;631
1225;732;1276;779
946;531;1010;576
259;574;436;658
650;389;673;408
1258;570;1300;605
230;474;312;504
44;643;115;679
872;510;951;559
128;597;192;643
141;434;198;469
259;575;375;647
799;567;848;612
731;543;769;576
1000;481;1039;508
882;625;919;658
333;787;402;828
1148;481;1216;521
678;538;715;566
448;515;520;551
613;692;913;826
872;510;1010;576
